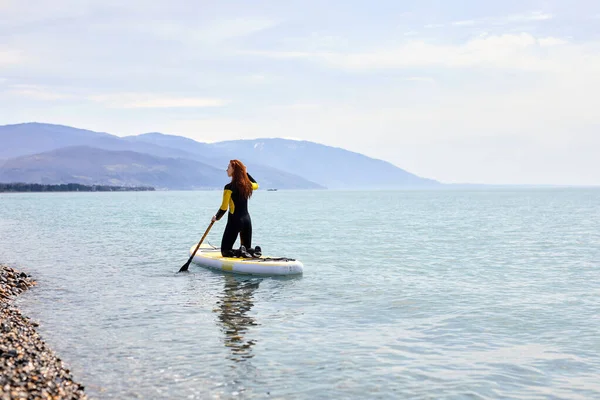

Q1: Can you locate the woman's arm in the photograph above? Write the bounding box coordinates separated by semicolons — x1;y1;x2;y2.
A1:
212;186;232;222
247;173;259;190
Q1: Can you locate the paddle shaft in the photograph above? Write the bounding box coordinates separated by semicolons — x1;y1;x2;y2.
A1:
179;221;215;272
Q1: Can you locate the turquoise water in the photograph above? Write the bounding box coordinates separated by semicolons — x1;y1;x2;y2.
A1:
1;189;599;399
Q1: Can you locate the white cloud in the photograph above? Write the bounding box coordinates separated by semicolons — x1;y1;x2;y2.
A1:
242;74;277;84
538;37;568;47
442;11;553;29
138;17;277;45
242;50;311;59
4;86;229;108
198;17;276;41
280;32;350;52
405;77;435;83
0;49;22;66
452;20;477;26
7;84;74;100
0;0;90;25
269;103;322;111
247;33;590;73
88;93;229;109
507;11;552;22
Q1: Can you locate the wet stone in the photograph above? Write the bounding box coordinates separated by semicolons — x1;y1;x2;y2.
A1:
1;265;87;399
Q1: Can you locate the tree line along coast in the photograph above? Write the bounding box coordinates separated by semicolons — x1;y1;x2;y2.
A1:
0;183;155;193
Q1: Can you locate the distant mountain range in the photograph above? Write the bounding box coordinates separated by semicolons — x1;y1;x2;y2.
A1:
0;122;440;190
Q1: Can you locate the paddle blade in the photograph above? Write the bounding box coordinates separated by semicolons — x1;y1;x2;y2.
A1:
178;255;194;273
178;220;214;273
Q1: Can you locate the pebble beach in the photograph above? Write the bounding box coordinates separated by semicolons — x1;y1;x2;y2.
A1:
1;265;88;400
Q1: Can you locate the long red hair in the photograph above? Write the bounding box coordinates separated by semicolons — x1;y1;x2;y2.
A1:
230;159;253;199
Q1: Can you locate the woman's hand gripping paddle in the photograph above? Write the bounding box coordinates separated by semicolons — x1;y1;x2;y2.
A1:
178;221;215;273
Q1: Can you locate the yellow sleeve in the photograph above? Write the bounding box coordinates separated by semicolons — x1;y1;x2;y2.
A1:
220;189;232;210
215;189;232;220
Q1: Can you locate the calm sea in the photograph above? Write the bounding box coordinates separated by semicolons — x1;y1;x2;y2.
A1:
1;188;599;399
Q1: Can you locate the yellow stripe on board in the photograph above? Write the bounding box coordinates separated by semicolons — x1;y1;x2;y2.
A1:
222;261;234;271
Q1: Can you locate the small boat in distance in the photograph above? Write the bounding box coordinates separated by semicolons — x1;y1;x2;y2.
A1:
267;188;278;191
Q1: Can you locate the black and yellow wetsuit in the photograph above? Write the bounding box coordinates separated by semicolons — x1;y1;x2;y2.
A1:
214;173;259;257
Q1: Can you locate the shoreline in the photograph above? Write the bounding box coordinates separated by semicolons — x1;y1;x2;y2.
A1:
1;265;88;399
0;183;155;193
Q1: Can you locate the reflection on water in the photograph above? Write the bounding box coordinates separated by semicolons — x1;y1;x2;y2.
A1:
214;275;261;363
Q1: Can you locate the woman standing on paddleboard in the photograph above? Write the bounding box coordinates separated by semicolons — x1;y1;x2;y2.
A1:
212;160;259;257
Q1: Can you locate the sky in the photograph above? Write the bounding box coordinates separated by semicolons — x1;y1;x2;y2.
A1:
1;0;599;185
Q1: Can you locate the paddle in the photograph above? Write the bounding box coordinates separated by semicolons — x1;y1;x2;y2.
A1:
178;221;215;272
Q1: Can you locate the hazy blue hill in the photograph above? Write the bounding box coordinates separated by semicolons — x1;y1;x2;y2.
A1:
239;163;324;190
125;132;236;169
125;132;215;160
0;146;224;189
125;133;438;188
125;132;325;188
209;138;439;189
0;123;201;161
0;146;324;190
0;122;439;189
0;123;113;158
